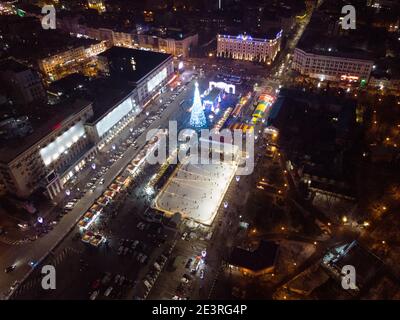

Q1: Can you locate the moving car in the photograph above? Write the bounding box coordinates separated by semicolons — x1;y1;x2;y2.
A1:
5;264;16;273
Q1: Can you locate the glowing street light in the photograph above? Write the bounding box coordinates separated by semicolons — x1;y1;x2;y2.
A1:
342;216;348;223
91;163;96;170
223;201;228;208
65;189;71;196
37;217;43;224
235;176;240;182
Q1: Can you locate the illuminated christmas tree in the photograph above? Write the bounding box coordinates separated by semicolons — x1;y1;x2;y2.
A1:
189;82;206;128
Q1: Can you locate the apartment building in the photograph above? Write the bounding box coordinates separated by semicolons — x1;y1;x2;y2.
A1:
0;59;46;105
292;48;374;82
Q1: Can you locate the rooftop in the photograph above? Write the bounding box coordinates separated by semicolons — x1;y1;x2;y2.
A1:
48;74;91;97
0;99;92;164
295;9;375;61
83;77;136;124
99;47;172;83
218;28;282;41
228;240;279;272
0;15;101;63
322;241;384;289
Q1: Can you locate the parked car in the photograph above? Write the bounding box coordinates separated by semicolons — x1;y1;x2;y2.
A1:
185;258;192;269
114;274;121;284
90;290;99;300
131;240;139;249
101;272;112;285
181;277;189;284
117;246;124;255
104;286;113;297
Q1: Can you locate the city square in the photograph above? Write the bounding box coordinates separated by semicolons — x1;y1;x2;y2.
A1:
154;152;238;226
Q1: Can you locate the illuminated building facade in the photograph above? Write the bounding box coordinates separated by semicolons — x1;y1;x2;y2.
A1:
216;31;282;63
87;0;106;13
0;100;94;198
137;32;198;58
0;1;16;15
38;40;107;81
292;48;374;82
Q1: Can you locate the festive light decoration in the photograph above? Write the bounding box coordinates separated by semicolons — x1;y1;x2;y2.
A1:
190;82;207;128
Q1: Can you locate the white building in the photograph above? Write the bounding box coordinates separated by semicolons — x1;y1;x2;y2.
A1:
137;32;199;58
292;48;374;82
38;39;107;81
0;100;95;198
216;31;282;63
0;59;46;105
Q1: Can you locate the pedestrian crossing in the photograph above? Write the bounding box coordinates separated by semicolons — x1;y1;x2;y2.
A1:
50;247;83;267
9;246;83;299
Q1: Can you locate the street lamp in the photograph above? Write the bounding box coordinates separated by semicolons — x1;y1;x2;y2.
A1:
342;216;348;223
65;189;71;196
